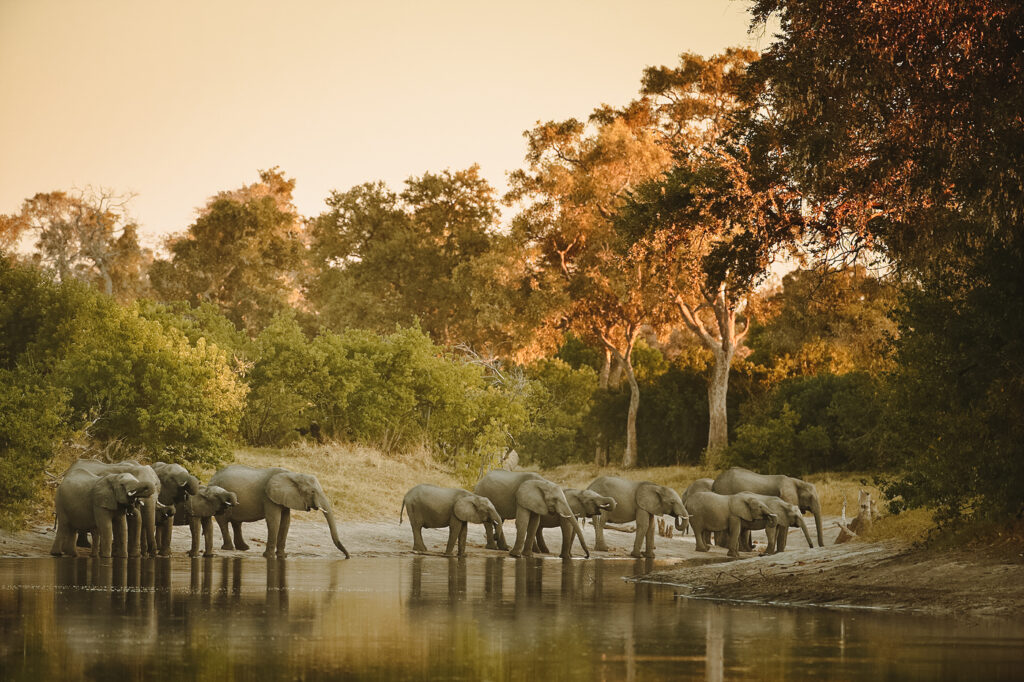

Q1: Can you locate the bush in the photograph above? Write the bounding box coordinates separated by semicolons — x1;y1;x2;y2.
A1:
725;372;882;475
516;358;598;467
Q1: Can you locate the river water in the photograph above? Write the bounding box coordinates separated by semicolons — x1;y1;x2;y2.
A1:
1;556;1021;680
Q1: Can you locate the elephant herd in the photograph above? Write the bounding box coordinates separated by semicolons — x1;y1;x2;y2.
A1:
51;456;824;562
51;461;348;560
403;466;826;560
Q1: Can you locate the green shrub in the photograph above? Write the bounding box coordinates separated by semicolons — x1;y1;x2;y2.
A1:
516;358;598;467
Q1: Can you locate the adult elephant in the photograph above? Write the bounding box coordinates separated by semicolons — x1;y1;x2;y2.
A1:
536;488;616;558
680;478;714;505
173;484;237;557
67;459;161;557
683;491;778;558
51;471;153;558
586;477;688;558
473;470;589;558
735;493;814;554
151;462;200;556
210;465;350;559
400;484;502;556
712;467;825;547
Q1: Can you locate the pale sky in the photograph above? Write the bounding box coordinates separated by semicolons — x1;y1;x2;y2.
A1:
1;0;771;248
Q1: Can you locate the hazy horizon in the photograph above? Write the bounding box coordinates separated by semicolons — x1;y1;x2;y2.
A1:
1;0;771;247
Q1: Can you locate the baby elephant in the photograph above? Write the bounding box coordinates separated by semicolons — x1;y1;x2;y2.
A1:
684;491;778;558
174;485;238;557
401;484;502;556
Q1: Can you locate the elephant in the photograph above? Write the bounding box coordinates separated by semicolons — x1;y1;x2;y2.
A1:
712;467;825;547
473;470;589;558
209;465;350;559
680;478;714;505
733;493;814;554
587;477;688;558
173;485;238;557
683;491;778;558
400;484;502;556
151;462;200;556
66;459;162;557
536;488;616;558
51;470;154;558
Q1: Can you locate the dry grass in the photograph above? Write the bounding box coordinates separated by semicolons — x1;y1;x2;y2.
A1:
862;507;935;544
230;443;460;522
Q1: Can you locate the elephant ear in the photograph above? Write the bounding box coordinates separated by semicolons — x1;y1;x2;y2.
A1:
452;496;477;522
737;496;763;522
185;474;201;496
98;474;133;510
267;472;307;510
517;481;550;516
635;483;663;515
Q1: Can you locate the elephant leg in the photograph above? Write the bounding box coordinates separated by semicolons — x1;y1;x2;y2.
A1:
96;510;114;559
202;517;215;556
276;508;290;558
522;514;541;558
233;521;249;551
459;523;468;556
187;518;201;557
157;519;172;557
127;510;141;558
264;504;282;558
535;528;550;554
51;516;70;556
510;508;534;557
559;518;574;559
632;511;651;558
112;514;128;558
593;512;609;552
216;515;234;550
693;522;709;552
727;517;743;558
444;519;464;556
776;526;789;553
412;521;429;553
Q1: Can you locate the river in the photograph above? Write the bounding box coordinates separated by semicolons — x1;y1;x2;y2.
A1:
1;556;1021;680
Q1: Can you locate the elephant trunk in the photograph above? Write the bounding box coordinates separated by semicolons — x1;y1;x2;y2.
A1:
796;514;814;548
142;494;157;557
567;513;589;558
810;498;824;547
674;514;688;532
318;493;350;559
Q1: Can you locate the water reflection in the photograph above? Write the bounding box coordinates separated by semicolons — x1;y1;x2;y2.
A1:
0;556;1022;681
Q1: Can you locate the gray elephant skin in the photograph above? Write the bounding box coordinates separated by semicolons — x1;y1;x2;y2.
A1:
712;467;825;547
680;478;714;505
65;459;162;557
587;476;688;558
400;484;502;556
734;493;813;554
473;470;589;558
536;488;615;558
51;471;153;558
683;491;778;558
151;462;200;556
173;484;238;557
210;465;349;558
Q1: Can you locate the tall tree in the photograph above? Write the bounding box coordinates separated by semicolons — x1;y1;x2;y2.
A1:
614;49;801;462
1;189;150;300
508;112;672;467
150;168;306;334
307;166;508;349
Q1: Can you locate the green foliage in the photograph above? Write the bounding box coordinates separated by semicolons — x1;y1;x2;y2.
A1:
879;239;1024;522
515;358;598;467
0;366;69;527
726;372;883;475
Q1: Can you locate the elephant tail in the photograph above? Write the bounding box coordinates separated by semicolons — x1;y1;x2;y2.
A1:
399;500;406;524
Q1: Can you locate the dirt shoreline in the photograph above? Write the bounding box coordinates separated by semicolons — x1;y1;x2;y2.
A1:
4;514;1022;619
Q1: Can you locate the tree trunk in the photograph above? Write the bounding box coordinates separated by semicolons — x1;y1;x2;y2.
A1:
595;347;612;467
622;353;639;468
705;347;733;468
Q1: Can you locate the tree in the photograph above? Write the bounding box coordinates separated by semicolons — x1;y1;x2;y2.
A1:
307;166;508;349
150;168;307;334
1;189;150;300
614;50;802;462
508;112;672;467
